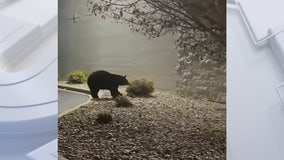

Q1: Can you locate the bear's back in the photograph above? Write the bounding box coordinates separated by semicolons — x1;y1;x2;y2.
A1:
91;70;110;76
87;70;117;88
88;70;111;81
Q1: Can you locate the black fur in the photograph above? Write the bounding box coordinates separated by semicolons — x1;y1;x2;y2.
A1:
87;70;129;98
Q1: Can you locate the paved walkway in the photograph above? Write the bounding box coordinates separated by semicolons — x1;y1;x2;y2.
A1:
58;89;89;113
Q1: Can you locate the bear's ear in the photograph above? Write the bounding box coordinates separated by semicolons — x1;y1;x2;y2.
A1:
124;75;126;78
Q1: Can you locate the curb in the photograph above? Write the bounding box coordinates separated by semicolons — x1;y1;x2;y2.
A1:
58;84;90;94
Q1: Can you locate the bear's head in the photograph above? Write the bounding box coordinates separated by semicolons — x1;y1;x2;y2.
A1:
118;75;129;85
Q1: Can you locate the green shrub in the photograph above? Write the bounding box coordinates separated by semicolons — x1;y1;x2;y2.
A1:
126;78;154;97
96;112;113;124
115;96;133;107
67;70;87;84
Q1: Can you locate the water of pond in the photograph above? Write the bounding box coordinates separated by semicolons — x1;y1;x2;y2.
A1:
59;0;178;91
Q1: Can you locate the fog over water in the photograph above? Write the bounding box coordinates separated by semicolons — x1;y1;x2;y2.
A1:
59;0;178;90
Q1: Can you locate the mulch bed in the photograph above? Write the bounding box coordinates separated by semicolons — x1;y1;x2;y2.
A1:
59;92;226;160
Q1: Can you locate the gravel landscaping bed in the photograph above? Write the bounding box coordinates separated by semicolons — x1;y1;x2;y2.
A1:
59;92;225;160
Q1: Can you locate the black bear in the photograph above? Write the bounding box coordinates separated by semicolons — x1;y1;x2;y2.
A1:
87;70;129;98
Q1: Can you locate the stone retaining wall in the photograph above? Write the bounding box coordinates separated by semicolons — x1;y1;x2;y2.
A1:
176;31;226;103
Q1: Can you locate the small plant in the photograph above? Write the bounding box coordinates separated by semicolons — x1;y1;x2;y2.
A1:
115;96;133;107
96;112;113;124
67;70;87;84
126;78;154;97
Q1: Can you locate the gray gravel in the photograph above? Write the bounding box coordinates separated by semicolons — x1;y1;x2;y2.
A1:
59;92;225;160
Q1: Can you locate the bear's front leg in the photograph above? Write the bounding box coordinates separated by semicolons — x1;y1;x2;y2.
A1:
110;88;121;98
90;87;99;98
